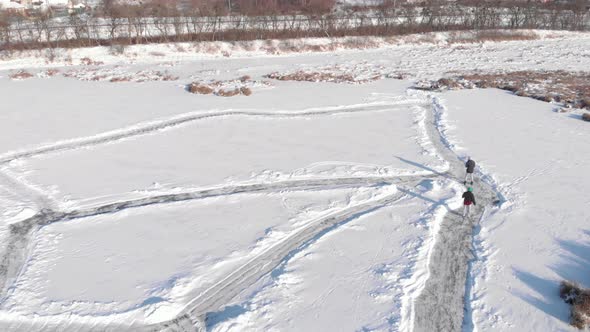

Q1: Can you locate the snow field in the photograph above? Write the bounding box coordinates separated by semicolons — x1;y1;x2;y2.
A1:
0;65;452;330
7;90;434;205
0;31;589;331
439;88;590;331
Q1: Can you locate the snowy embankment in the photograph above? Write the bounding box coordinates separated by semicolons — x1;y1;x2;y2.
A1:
0;30;585;72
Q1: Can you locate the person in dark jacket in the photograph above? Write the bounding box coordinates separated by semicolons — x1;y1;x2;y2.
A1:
462;187;476;217
465;157;476;185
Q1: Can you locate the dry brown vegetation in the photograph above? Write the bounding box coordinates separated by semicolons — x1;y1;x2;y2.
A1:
446;30;539;44
266;70;382;84
43;69;60;77
188;83;215;95
266;71;358;84
415;71;590;110
187;76;264;97
560;281;590;329
240;87;252;96
217;88;241;97
582;113;590;122
9;70;33;80
62;68;178;82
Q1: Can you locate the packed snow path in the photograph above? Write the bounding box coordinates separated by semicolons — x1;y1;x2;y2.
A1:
411;98;499;332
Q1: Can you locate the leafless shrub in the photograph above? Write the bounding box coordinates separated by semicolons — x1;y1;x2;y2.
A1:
582;113;590;122
4;0;589;53
560;281;590;329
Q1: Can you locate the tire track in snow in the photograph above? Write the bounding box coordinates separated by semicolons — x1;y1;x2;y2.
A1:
0;100;426;164
410;95;500;332
0;174;433;313
147;188;412;332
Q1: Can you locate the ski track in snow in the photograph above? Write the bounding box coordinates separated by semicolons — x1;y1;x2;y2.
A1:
0;89;505;331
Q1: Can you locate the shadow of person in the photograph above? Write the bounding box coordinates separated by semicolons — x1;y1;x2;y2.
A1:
397;186;458;215
395;155;460;182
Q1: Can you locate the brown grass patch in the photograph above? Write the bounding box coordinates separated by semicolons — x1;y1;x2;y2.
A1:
9;70;34;80
188;83;214;95
266;71;353;83
266;70;371;84
415;71;590;110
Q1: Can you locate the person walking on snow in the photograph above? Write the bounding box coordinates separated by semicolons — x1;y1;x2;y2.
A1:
462;187;476;217
465;157;476;185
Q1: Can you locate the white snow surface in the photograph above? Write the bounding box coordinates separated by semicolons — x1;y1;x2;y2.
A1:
439;89;590;331
0;31;589;331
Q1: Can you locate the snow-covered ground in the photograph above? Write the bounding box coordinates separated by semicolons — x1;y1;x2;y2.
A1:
0;31;589;331
440;89;590;331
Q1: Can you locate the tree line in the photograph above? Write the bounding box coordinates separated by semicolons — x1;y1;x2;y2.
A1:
0;0;589;51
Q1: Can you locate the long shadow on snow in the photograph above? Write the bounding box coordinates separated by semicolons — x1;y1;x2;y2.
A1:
397;186;459;217
395;156;453;180
512;268;570;324
551;237;590;287
204;195;406;331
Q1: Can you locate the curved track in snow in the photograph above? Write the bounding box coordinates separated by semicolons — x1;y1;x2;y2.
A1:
0;174;433;305
0;100;425;165
148;189;413;332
